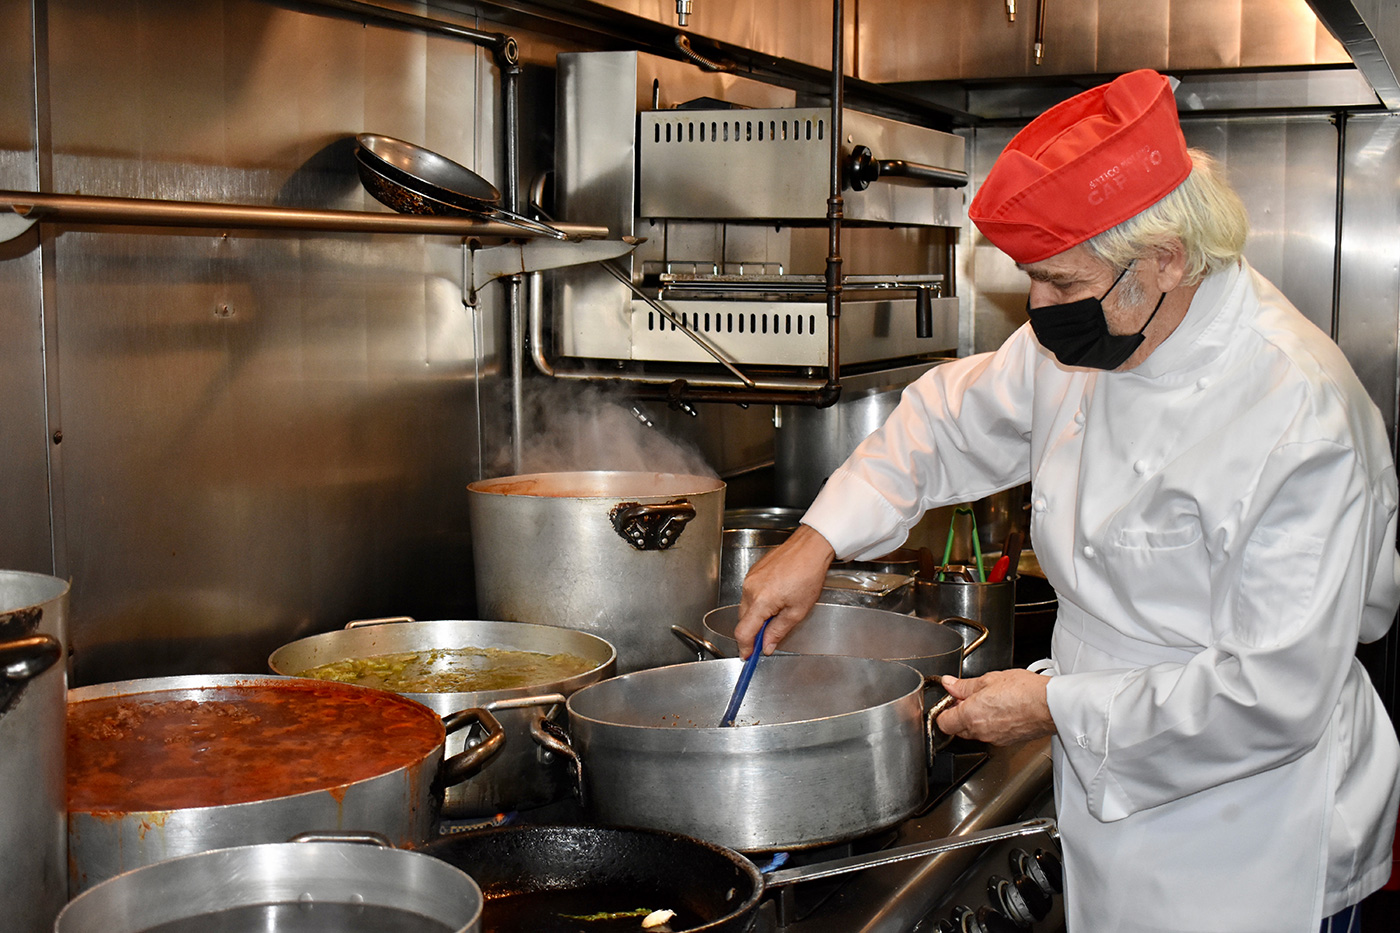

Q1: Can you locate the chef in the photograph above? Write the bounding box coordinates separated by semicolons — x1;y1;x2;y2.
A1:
735;69;1400;933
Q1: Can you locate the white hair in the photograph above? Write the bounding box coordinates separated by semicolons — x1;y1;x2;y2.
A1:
1085;149;1249;285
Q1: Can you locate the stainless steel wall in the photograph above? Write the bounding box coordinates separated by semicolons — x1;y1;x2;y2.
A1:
4;0;516;683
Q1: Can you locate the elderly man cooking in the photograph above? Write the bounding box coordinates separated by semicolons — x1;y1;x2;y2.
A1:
734;69;1400;933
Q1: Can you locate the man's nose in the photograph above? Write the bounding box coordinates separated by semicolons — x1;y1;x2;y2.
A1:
1026;281;1059;310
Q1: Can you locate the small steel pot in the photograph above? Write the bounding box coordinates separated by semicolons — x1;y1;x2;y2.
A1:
269;618;616;817
56;834;483;933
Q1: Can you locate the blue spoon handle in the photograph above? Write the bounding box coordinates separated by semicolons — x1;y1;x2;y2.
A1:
721;616;773;727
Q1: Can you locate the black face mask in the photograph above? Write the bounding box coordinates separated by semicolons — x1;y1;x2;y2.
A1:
1026;265;1166;370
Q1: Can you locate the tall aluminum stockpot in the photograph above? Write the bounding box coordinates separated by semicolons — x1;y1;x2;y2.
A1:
55;835;483;933
0;570;68;933
541;655;933;852
66;674;503;894
269;617;616;817
467;471;724;673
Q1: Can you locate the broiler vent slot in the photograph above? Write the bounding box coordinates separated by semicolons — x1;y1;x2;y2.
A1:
652;118;824;144
647;309;818;336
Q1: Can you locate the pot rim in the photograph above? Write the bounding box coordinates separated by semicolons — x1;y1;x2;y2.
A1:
566;654;925;737
467;469;724;499
267;619;618;701
67;674;447;816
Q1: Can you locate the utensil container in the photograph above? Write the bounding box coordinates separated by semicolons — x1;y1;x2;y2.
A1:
915;570;1015;677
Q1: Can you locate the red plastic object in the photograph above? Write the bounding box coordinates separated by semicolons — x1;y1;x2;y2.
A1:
987;555;1012;583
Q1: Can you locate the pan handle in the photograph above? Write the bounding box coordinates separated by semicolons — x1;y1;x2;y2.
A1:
345;615;416;629
671;625;725;660
937;616;989;661
609;499;696;550
763;818;1057;887
485;693;567;713
0;634;63;683
529;716;585;805
286;831;394;848
435;707;506;792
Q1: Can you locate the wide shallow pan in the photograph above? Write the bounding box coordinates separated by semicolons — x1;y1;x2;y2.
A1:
422;820;1058;933
269;617;616;817
56;834;483;933
66;674;502;894
546;655;931;852
355;133;567;240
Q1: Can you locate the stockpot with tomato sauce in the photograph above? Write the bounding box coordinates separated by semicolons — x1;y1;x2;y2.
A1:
65;674;503;895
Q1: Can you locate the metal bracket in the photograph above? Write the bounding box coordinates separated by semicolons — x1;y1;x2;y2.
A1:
609;499;696;550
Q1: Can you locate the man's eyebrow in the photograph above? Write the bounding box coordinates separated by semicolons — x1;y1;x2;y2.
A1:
1015;263;1079;285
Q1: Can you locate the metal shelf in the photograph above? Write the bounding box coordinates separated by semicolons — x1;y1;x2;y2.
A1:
0;190;609;243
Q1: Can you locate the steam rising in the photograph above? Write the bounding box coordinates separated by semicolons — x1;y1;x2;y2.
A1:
511;383;718;478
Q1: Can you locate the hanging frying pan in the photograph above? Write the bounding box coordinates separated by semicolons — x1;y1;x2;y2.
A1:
354;134;568;240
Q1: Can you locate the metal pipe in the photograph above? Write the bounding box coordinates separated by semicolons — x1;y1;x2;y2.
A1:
293;0;518;67
502;61;526;474
599;263;757;387
1331;110;1348;343
0;190;607;239
821;0;845;409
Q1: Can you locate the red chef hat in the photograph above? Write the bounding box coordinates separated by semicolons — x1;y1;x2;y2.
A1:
969;70;1191;264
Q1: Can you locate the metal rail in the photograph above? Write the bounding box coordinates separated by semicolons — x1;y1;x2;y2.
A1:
0;190;607;241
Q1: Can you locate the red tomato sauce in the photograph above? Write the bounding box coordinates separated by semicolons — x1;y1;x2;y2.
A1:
68;681;444;813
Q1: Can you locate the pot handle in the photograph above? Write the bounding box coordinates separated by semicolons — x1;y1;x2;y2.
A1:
671;625;725;660
486;693;567;715
345;616;416;629
529;716;585;805
0;634;63;683
764;818;1057;887
435;707;506;792
937;616;989;661
286;831;394;848
609;499;696;551
925;692;957;760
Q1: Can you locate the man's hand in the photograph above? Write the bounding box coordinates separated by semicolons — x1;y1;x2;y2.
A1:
935;669;1056;746
733;525;836;658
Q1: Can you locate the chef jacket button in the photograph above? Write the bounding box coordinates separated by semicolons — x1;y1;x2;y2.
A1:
1033;498;1047;513
1196;377;1211;390
1082;545;1095;559
1133;459;1148;475
1073;410;1085;425
1076;734;1090;748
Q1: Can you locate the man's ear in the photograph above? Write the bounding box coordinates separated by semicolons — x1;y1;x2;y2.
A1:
1152;238;1188;293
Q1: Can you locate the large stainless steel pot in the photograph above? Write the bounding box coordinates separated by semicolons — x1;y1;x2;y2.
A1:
0;571;68;933
66;674;503;894
467;471;724;673
56;835;484;933
544;655;933;852
268;617;616;817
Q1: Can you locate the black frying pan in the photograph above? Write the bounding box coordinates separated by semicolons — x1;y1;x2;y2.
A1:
422;824;763;933
355;133;567;240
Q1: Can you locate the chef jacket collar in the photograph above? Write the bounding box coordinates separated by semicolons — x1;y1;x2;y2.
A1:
1127;259;1244;381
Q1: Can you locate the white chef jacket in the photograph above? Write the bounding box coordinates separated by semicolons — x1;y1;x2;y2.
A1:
803;260;1400;933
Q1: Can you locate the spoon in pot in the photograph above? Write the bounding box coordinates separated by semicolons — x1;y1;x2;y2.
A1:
720;616;772;727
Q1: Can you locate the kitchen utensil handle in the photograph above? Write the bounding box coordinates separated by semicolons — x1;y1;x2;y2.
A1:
672;625;725;659
345;615;416;629
609;499;696;551
764;818;1058;887
0;634;62;682
720;616;771;726
435;708;506;791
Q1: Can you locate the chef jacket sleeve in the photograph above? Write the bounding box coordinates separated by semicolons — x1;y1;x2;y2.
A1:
802;326;1039;561
1047;432;1400;822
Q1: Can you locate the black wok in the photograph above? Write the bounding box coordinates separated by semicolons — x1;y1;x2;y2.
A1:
354;133;568;240
422;825;763;933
